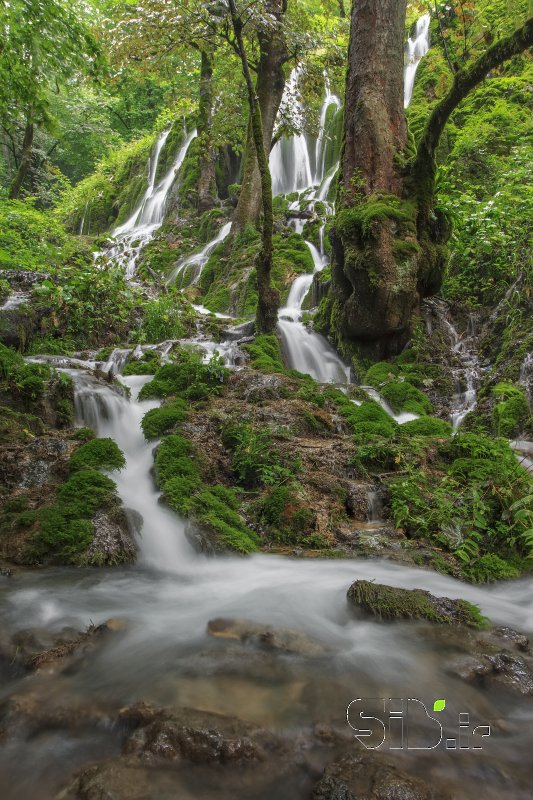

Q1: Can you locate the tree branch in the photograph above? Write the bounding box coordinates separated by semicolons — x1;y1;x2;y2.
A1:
413;16;533;194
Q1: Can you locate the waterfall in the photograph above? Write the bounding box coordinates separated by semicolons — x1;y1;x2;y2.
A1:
168;221;232;285
404;13;431;108
441;314;481;431
105;128;197;279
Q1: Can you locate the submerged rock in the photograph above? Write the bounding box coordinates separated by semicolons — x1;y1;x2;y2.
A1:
347;580;489;629
449;650;533;696
207;617;328;657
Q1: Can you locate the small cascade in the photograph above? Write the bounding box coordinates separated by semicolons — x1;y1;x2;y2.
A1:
362;385;419;425
367;489;384;523
71;371;194;570
168;221;232;285
442;314;481;431
78;200;90;235
269;68;313;196
519;352;533;406
404;13;431;108
105;127;197;279
0;290;30;311
314;75;342;185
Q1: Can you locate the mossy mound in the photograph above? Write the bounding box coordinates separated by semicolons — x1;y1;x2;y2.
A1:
491;382;529;438
139;348;229;401
347;580;489;629
69;438;126;472
141;399;188;439
243;335;285;373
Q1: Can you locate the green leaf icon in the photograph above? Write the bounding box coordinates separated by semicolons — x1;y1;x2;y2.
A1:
433;699;446;712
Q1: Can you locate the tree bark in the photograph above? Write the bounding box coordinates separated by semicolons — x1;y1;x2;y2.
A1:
232;0;288;232
331;0;413;356
196;47;218;212
9;117;34;200
228;0;279;333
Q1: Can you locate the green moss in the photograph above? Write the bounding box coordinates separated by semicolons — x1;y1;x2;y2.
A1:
73;427;96;441
69;438;126;472
401;417;452;437
139;349;228;400
56;470;117;516
347;580;489;629
192;487;258;554
154;434;196;486
491;382;529;437
463;553;520;583
365;361;399;386
381;381;433;415
337;196;417;240
122;351;161;376
0;405;45;442
141;399;188;439
243;334;285;373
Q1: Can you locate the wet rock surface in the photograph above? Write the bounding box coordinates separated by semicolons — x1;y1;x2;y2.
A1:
312;752;443;800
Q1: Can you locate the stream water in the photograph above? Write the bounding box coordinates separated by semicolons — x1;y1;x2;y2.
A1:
2;369;533;798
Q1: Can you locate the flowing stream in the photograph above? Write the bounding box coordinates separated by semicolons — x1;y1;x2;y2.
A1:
2;367;533;798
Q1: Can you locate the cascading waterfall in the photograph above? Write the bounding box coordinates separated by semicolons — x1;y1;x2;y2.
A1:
105;127;197;279
167;221;232;285
441;314;481;431
269;68;313;197
404;13;431;108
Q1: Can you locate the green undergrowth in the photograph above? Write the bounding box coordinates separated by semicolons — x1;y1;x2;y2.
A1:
69;437;126;472
0;344;73;424
122;351;161;376
139;348;229;401
154;434;258;554
141;399;188;438
389;432;533;581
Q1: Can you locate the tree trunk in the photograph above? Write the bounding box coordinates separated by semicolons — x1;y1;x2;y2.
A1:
228;0;279;333
232;0;287;232
196;48;218;213
9;117;34;200
330;0;414;357
329;4;532;359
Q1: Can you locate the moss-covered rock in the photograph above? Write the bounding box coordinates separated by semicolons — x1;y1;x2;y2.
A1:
347;580;489;628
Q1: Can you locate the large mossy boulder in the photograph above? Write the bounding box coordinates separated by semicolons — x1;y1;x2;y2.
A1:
347;580;488;629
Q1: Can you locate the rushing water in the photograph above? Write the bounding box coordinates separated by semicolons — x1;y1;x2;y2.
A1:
404;13;431;108
105;127;197;279
1;369;533;798
168;221;232;285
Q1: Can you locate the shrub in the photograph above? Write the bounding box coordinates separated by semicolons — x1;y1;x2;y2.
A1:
122;351;161;376
463;554;520;583
69;438;126;472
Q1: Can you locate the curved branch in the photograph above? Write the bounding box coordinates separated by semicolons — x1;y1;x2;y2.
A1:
413;16;533;195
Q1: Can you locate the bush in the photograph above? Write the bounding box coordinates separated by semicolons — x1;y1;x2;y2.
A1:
69;438;126;472
141;400;188;439
463;554;520;583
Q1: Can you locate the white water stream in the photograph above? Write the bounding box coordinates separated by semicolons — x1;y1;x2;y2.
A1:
2;367;533;797
404;13;431;108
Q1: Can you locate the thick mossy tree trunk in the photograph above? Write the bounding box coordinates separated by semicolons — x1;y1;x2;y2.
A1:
232;0;288;233
9;115;34;200
329;2;533;359
196;48;218;213
229;0;279;333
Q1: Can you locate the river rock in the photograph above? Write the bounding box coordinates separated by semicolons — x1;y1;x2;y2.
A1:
312;752;442;800
84;508;137;566
345;482;373;520
120;703;267;765
207;617;327;657
449;650;533;695
347;580;488;628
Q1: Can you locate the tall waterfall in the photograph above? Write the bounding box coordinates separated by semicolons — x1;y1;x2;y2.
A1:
404;13;431;108
105;127;197;279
